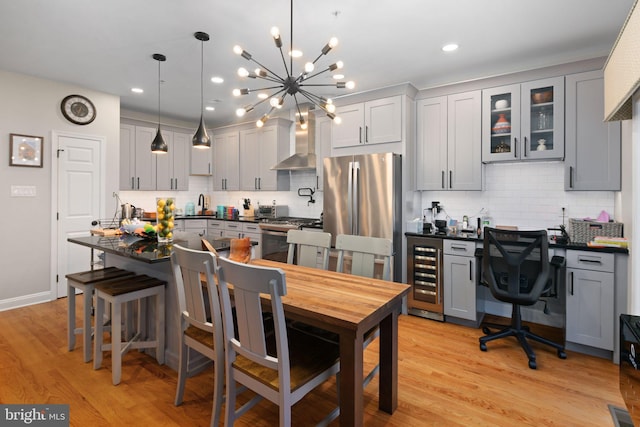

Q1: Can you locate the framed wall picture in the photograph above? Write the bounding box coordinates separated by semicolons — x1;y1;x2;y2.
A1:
9;133;43;167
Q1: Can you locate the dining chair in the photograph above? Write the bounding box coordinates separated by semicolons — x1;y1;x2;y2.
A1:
201;238;219;256
286;229;331;269
170;244;224;427
335;234;394;388
214;256;340;427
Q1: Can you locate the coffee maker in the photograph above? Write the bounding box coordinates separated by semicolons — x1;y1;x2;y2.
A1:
431;201;448;234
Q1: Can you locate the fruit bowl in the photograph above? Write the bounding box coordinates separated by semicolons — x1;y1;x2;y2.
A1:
120;221;156;236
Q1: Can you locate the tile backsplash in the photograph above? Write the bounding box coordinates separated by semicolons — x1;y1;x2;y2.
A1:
418;161;615;230
120;161;615;230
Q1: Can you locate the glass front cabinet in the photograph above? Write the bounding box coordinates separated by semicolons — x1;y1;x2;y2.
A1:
482;77;564;162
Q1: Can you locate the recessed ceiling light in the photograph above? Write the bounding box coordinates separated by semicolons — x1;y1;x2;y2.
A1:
257;93;268;99
333;74;344;80
205;106;215;111
211;76;224;84
442;43;459;52
131;87;144;94
289;49;303;58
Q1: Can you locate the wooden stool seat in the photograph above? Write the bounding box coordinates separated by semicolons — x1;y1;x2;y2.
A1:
93;274;166;385
65;267;135;362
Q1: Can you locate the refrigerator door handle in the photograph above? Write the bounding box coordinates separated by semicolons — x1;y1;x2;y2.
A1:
347;161;354;234
353;161;360;235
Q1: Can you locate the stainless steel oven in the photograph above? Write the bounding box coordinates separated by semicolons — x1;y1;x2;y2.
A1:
259;217;320;263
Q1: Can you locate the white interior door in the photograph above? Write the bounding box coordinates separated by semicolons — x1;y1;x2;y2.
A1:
55;133;104;297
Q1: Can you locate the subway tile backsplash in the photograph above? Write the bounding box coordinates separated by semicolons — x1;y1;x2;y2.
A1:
120;161;615;230
419;161;615;230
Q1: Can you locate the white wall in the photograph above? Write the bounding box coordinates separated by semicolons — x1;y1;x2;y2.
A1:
0;70;120;308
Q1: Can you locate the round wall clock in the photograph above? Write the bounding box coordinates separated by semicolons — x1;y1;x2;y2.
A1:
60;94;96;125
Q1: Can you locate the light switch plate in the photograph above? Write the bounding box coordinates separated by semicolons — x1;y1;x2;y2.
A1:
11;185;36;197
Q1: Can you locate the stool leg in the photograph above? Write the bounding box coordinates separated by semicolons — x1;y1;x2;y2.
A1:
93;294;105;370
82;287;93;363
67;284;76;351
156;289;165;365
111;298;122;385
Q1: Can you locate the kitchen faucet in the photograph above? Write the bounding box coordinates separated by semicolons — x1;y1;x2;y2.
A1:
198;194;205;215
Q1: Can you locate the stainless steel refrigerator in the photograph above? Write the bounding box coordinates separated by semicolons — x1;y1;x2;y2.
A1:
323;152;402;281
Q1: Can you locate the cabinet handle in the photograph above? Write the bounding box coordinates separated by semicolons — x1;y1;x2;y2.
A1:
137;177;140;189
317;175;319;189
523;137;528;157
577;257;602;264
569;271;574;296
469;259;473;281
569;166;574;188
131;177;134;190
365;125;369;143
224;178;227;190
175;178;178;189
514;137;517;158
255;177;258;190
208;163;211;174
258;177;261;189
449;171;452;189
441;171;445;189
359;127;362;144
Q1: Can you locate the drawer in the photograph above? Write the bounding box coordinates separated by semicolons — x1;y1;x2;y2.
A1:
224;221;242;231
242;223;261;233
207;220;224;229
183;219;207;229
566;250;614;272
444;239;476;256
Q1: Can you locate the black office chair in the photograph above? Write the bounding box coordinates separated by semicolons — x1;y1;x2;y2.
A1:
479;227;566;369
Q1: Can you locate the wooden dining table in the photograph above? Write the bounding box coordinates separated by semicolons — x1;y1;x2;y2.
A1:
250;259;410;427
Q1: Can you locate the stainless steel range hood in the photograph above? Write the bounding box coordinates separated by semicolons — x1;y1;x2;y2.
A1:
272;105;316;171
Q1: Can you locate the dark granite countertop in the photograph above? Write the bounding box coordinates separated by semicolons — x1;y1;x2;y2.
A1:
68;232;248;264
405;231;629;254
176;215;261;223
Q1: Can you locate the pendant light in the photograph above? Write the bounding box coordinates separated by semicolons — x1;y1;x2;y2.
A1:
151;53;168;153
192;32;211;148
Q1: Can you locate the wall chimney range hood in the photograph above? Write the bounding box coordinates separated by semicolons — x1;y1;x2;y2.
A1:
272;105;316;171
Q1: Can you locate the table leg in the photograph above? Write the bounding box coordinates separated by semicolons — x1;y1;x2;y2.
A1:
378;307;399;414
339;331;364;426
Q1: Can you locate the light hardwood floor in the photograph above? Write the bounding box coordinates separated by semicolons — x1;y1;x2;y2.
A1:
0;296;626;426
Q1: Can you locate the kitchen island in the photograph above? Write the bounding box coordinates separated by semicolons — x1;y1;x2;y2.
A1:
68;232;243;371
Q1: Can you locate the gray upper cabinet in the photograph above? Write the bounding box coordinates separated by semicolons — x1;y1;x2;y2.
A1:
332;96;402;148
565;70;621;191
120;124;156;190
482;77;564;162
416;91;482;191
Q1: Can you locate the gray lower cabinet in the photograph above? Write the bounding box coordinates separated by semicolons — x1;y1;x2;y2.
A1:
207;219;224;238
565;250;614;351
565;70;621;190
184;219;207;237
443;240;477;322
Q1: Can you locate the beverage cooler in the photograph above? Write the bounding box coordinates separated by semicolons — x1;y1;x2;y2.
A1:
406;235;444;321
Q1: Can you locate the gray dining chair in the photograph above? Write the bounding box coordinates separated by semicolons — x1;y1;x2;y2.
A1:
335;234;394;388
170;244;224;427
214;256;340;426
286;229;332;270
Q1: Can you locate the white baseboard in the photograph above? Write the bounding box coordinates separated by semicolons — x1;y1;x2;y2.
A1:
0;291;54;312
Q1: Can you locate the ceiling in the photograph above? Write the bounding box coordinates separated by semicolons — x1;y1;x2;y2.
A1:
0;0;634;128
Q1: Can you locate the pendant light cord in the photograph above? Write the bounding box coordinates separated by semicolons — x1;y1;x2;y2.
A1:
157;59;161;129
290;0;293;76
200;38;204;113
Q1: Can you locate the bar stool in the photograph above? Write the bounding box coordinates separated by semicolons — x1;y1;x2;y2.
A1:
65;267;135;362
93;274;166;385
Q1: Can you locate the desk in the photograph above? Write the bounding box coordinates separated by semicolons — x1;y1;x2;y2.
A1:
251;259;410;427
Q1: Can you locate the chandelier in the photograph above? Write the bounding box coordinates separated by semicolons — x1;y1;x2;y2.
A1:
232;0;354;129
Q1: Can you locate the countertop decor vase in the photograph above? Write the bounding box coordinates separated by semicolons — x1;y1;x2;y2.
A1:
492;113;511;134
156;197;175;243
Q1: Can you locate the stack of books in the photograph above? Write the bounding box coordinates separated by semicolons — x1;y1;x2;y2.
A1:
587;236;628;248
